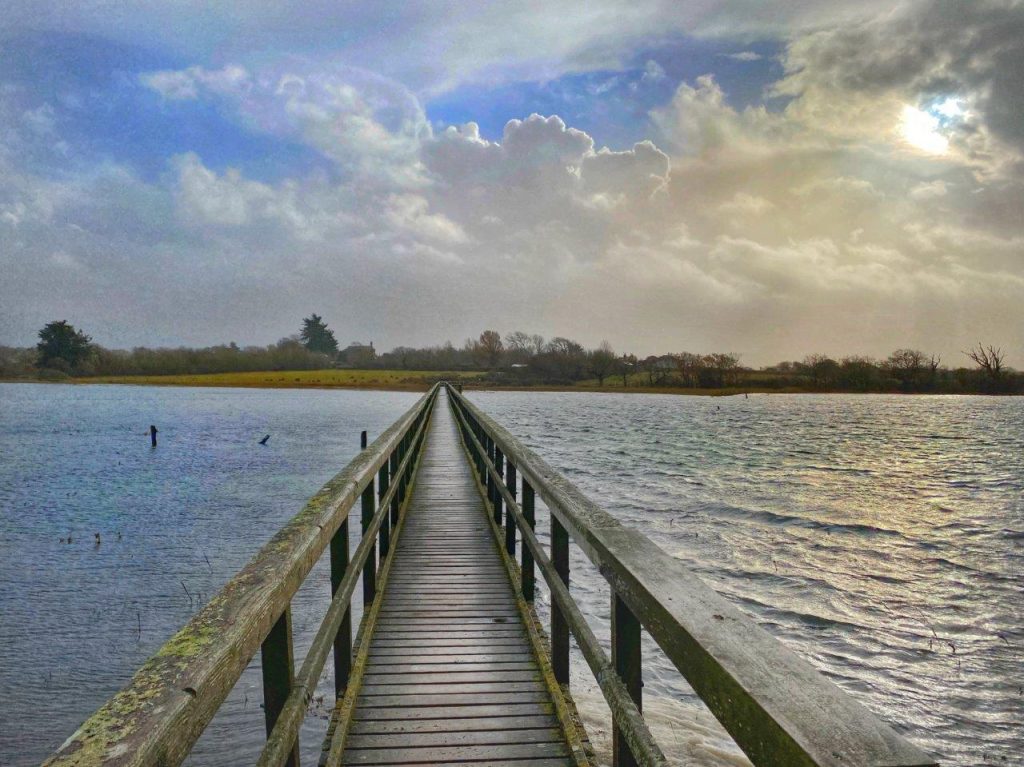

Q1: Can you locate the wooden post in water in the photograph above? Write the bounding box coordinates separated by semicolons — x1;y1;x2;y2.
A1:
360;430;367;449
551;517;570;685
149;425;157;447
329;519;352;697
521;481;536;601
612;593;642;767
261;608;299;767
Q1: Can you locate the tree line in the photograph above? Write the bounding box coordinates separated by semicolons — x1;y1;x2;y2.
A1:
1;318;334;379
1;318;1019;394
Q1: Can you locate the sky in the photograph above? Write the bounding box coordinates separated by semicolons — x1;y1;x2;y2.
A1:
1;1;1022;366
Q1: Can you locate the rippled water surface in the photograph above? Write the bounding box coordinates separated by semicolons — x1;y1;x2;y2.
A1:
1;385;1022;766
0;383;420;766
470;391;1024;767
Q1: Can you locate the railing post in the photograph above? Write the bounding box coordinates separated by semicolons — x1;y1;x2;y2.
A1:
485;436;495;508
521;481;535;601
474;422;484;478
399;433;409;504
261;607;299;767
612;593;642;767
389;449;400;525
493;447;504;525
329;519;352;698
505;461;517;555
378;459;390;559
361;476;376;605
551;516;570;685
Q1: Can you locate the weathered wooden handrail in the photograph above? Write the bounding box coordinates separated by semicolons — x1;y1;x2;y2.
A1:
44;384;439;767
446;384;937;767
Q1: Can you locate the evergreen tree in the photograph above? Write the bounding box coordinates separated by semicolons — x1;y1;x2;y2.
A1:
36;320;93;371
300;314;339;356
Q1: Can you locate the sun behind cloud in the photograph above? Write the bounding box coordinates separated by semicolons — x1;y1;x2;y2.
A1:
899;104;949;154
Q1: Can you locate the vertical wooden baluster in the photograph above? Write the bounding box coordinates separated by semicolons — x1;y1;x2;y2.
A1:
390;448;400;525
551;517;570;685
400;433;409;503
505;461;517;555
557;514;573;684
330;518;352;698
485;436;495;509
378;458;390;560
612;593;642;767
493;447;504;525
521;481;535;601
479;424;487;480
361;471;376;605
474;422;484;477
261;607;299;767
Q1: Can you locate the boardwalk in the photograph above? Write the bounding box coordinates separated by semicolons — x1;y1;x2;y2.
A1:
341;392;575;766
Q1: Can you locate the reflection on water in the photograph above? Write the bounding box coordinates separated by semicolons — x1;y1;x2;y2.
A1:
470;391;1024;767
1;386;1021;766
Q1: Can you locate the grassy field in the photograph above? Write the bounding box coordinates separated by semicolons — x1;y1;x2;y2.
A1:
59;368;810;396
74;369;484;390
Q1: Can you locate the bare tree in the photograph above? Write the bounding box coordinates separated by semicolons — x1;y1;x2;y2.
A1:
504;331;534;364
588;341;616;386
964;343;1005;388
476;330;504;369
885;348;928;391
803;353;839;389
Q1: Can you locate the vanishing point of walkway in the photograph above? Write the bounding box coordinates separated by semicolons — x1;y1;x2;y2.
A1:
341;393;575;766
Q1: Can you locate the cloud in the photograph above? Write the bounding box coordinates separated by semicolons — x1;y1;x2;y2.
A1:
142;60;429;186
774;0;1024;174
909;179;948;200
724;51;762;61
0;1;917;95
641;60;666;82
140;65;251;101
3;2;1024;368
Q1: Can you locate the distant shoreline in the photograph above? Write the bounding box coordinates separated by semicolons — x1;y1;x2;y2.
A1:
0;373;783;396
4;369;1018;396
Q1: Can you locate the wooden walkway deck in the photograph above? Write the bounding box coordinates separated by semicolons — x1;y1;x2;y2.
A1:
341;391;575;766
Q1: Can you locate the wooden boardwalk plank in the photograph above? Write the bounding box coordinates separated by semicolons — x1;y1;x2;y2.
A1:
341;391;572;766
349;716;559;735
343;742;570;764
346;728;564;749
352;703;555;722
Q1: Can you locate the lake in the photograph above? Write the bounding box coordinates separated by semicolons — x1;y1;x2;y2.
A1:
1;384;1021;766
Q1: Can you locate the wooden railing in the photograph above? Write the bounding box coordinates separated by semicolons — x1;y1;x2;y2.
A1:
44;384;439;767
446;384;937;767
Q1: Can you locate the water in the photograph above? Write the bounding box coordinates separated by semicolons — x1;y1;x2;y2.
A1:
468;391;1024;767
0;383;420;766
1;386;1021;766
